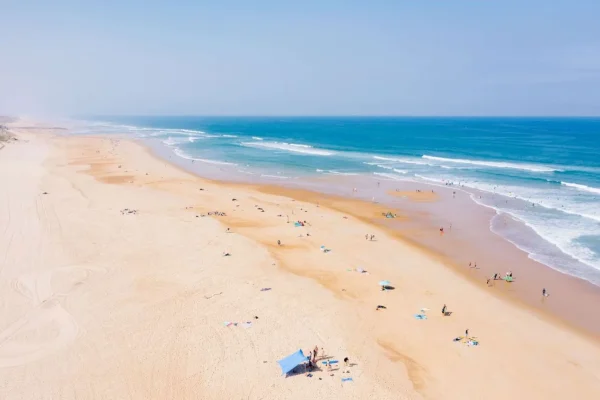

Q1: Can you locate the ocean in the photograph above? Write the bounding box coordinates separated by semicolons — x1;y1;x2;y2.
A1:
75;117;600;286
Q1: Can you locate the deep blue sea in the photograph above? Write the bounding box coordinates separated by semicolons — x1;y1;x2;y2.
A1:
76;117;600;285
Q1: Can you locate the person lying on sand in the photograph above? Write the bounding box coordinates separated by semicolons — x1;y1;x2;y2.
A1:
376;305;387;310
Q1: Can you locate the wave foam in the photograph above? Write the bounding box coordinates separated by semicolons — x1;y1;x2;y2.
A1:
241;141;334;156
162;136;188;146
422;155;559;173
260;174;290;179
561;182;600;195
173;149;237;165
373;156;431;166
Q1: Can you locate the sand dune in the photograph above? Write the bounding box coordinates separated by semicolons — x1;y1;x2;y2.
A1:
0;124;599;399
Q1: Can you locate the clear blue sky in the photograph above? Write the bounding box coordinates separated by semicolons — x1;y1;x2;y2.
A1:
1;0;599;116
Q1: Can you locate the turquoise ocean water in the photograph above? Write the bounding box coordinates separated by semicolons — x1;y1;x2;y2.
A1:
76;117;600;285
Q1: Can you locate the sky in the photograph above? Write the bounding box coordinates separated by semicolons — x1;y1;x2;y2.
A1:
1;0;599;116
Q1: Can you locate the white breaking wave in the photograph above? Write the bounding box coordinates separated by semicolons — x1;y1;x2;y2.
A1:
194;158;238;166
326;170;359;176
162;136;189;146
240;141;334;156
561;182;600;195
372;156;432;166
422;155;559;173
373;164;407;174
221;134;238;138
163;135;205;146
260;174;290;179
173;149;237;166
252;136;264;140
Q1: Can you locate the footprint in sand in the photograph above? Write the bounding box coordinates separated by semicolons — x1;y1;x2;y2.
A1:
0;265;104;368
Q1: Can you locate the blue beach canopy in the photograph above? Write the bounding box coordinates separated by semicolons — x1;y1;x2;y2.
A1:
379;280;391;286
277;349;309;375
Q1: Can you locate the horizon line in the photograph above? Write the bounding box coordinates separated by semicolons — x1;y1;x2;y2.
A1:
79;114;600;119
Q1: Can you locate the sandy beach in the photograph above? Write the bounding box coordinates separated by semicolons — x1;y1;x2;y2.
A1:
1;121;600;399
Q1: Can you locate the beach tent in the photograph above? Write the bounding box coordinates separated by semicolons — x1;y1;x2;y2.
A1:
277;349;309;375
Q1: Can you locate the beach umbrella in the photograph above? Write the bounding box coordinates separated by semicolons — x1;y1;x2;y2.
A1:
379;280;391;286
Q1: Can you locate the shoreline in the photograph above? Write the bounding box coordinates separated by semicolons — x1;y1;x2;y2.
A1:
140;134;600;340
2;122;600;399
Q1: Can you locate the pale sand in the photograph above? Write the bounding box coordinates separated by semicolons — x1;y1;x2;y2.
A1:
1;124;599;399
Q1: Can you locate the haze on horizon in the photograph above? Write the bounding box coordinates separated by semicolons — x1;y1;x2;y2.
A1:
1;0;599;117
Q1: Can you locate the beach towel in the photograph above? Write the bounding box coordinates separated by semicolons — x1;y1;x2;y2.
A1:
322;360;339;365
260;288;272;291
241;322;252;328
294;222;302;227
414;314;427;320
341;377;353;382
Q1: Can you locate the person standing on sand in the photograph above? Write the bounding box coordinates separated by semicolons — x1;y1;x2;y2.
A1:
542;288;548;297
277;240;281;246
313;345;319;361
365;234;368;240
441;304;447;315
465;329;469;337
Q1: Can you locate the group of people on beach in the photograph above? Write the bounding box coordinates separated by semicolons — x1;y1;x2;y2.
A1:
305;346;351;375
